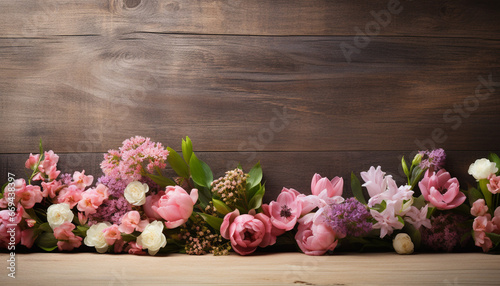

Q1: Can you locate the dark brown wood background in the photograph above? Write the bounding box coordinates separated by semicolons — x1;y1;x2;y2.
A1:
1;0;499;201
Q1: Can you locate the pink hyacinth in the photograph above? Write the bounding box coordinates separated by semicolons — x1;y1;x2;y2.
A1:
119;211;149;234
268;188;303;231
15;179;43;209
41;180;63;198
36;150;61;181
220;209;275;255
295;213;338;256
418;169;465;210
487;174;500;194
153;186;198;229
473;215;497;252
360;166;388;198
311;173;343;204
370;202;404;238
404;205;432;230
471;199;489;217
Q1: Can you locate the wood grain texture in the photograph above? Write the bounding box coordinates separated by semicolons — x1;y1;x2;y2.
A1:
3;252;500;285
0;34;499;153
0;0;498;37
1;151;495;200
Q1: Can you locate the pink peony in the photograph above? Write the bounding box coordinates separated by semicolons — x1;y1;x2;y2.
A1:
418;169;465;210
119;211;149;234
53;222;82;251
220;209;275;255
153;186;198;229
71;171;94;190
471;199;489;217
25;153;40;170
261;204;286;238
295;213;338;256
15;180;43;209
103;224;122;245
311;173;343;199
487;174;500;194
57;185;83;208
268;188;302;231
144;191;165;220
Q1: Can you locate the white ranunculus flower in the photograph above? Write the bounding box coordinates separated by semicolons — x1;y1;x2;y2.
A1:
84;222;111;253
393;233;414;255
468;158;498;181
124;181;149;206
137;221;167;255
47;203;74;230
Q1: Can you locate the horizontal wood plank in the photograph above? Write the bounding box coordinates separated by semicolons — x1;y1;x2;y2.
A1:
3;252;500;285
0;0;498;37
0;35;499;153
1;151;494;201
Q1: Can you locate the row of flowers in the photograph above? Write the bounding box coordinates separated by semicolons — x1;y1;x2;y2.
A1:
1;136;499;256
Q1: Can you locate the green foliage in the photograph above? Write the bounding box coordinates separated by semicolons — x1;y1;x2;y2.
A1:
212;199;232;215
351;172;366;205
166;147;190;178
248;185;265;210
35;232;58;252
401;156;410;177
182;136;193;164
489;153;500;175
246;162;262;190
198;213;224;232
189;154;213;189
145;173;176;188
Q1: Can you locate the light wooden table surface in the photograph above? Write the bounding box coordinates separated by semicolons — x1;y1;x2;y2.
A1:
1;252;499;285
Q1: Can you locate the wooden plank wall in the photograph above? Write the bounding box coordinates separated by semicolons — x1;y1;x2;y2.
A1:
1;0;499;201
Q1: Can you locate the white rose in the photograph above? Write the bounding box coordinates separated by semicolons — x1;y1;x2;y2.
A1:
124;181;149;206
47;203;74;230
468;158;498;181
84;222;111;253
137;221;167;255
393;233;414;255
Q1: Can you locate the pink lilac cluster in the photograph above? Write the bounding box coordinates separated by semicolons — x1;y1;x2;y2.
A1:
418;148;446;171
421;213;470;252
361;166;431;238
0;151;108;251
323;197;373;238
100;136;169;183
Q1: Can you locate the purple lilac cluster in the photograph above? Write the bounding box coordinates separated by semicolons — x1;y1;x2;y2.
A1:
323;197;373;237
87;175;132;225
419;148;446;171
421;213;470;252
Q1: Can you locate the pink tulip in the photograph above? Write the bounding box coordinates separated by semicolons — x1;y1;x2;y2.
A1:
488;174;500;194
311;173;343;198
418;169;466;210
144;191;165;220
471;199;488;217
25;153;40;170
295;213;338;256
220;209;274;255
153;186;198;229
119;211;149;234
268;188;302;231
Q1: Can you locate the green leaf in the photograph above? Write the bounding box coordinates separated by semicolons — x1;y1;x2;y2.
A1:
198;213;223;232
166;147;190;178
39;138;43;155
351;172;366;205
121;233;137;242
403;224;422;250
489;153;500;175
248;185;265;210
189;154;213;189
38;222;52;233
412;195;426;209
401;156;410;178
468;187;484;206
35;232;58;252
212;199;233;215
182;137;193;164
145;173;176;188
197;187;212;209
487;232;500;247
73;225;89;237
247;162;263;190
410;167;425;189
479;179;492;211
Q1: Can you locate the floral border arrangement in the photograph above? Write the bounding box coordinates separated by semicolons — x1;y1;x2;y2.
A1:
1;136;500;256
